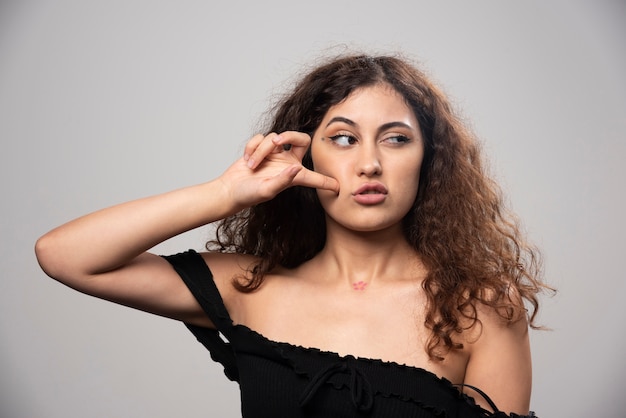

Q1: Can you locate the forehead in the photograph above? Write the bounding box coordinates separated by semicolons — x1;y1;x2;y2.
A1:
322;84;418;128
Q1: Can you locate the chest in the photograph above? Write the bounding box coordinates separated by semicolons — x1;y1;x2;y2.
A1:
231;278;467;381
275;293;420;355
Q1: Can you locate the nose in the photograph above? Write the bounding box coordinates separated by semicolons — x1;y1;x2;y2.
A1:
356;143;381;176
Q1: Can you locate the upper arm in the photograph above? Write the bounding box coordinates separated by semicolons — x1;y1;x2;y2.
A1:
49;251;215;328
463;305;532;415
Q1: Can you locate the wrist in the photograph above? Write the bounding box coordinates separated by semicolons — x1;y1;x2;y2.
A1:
209;177;247;218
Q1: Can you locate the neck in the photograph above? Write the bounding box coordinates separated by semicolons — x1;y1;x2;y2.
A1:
313;218;420;288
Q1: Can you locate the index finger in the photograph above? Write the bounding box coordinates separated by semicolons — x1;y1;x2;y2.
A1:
273;131;312;160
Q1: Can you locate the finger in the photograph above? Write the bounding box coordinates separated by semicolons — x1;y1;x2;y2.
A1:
247;133;282;169
295;168;340;194
257;164;303;201
243;134;265;162
272;131;312;160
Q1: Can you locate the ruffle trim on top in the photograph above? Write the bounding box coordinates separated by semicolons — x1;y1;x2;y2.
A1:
236;323;538;418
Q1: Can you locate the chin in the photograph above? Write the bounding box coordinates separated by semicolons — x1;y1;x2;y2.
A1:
328;215;403;234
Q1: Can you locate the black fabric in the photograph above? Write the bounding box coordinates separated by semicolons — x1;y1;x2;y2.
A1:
164;250;538;418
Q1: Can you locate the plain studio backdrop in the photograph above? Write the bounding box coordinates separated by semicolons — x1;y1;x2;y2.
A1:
1;1;624;417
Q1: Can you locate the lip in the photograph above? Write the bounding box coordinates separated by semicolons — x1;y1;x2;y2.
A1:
351;182;388;205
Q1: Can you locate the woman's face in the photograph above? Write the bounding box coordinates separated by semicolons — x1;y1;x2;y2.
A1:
311;83;424;233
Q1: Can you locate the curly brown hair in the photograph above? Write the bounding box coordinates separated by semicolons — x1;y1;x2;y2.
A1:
207;54;552;360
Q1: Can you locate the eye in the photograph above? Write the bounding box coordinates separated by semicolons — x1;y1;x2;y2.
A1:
328;134;357;147
384;135;410;145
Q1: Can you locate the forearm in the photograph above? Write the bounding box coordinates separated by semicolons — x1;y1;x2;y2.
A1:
35;131;338;286
35;179;235;280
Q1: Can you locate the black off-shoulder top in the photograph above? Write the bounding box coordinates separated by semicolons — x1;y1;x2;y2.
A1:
164;250;537;418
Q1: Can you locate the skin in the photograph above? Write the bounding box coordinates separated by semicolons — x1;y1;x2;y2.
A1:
311;84;424;234
35;84;532;415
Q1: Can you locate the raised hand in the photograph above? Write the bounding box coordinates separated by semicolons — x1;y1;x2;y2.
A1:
219;131;339;210
35;131;338;287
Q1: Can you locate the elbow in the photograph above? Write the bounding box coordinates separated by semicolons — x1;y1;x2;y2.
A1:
34;232;65;280
35;232;104;296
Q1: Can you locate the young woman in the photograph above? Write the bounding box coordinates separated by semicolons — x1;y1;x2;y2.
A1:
35;54;549;417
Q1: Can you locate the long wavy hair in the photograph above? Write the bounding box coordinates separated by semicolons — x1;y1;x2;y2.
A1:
208;54;552;360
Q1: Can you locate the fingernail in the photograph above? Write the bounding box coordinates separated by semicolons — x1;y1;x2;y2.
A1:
243;153;250;161
247;158;255;168
272;134;282;143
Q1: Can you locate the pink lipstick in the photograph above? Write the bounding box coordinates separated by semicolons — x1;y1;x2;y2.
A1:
352;182;388;205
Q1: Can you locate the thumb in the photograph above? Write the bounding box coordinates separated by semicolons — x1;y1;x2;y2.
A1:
296;169;340;194
258;164;303;201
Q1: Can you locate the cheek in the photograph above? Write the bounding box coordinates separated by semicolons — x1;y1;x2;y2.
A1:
395;158;423;198
397;154;423;179
310;143;337;177
311;148;344;204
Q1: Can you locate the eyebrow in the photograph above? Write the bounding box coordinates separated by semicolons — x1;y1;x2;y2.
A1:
326;116;356;128
325;117;415;134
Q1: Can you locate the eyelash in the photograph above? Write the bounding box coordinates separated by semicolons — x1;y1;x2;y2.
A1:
386;135;410;144
328;134;411;146
329;134;357;146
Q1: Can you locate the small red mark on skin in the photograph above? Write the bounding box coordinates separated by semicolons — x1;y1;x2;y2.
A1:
352;281;368;291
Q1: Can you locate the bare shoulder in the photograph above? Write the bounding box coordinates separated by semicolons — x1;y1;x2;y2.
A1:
463;300;532;415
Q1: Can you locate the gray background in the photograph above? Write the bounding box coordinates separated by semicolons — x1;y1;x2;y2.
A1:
1;1;625;417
